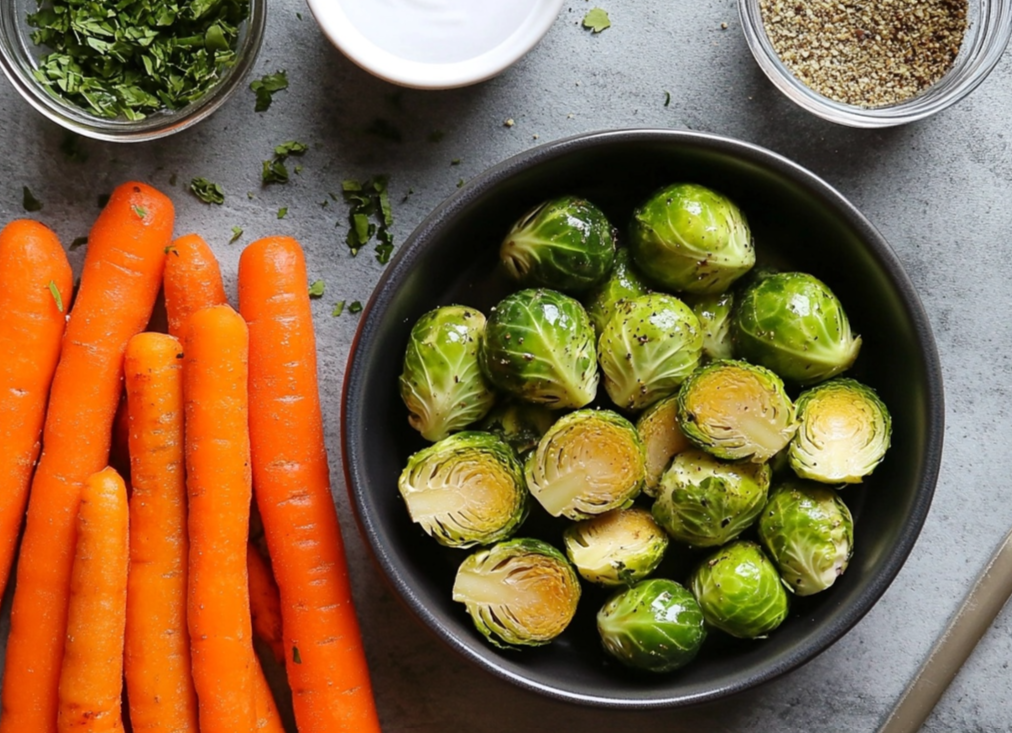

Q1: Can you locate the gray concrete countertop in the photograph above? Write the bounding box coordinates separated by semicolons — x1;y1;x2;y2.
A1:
2;1;1011;731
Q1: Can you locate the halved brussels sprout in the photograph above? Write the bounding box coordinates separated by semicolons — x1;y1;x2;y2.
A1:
452;537;581;648
598;293;703;411
677;359;797;463
480;289;599;409
629;183;755;294
479;400;557;456
583;247;651;336
635;394;692;498
789;378;893;483
563;507;669;587
597;578;707;673
689;540;789;639
687;290;735;362
500;196;616;292
399;305;496;442
733;272;862;385
525;409;645;520
398;432;528;549
652;449;771;548
758;480;854;596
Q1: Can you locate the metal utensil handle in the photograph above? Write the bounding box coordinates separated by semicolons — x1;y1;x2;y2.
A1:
877;526;1012;733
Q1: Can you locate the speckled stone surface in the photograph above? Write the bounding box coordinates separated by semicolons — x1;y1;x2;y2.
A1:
1;1;1011;731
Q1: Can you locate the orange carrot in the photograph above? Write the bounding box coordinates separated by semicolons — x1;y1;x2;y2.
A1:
253;655;287;733
57;466;129;733
0;220;72;597
248;542;286;666
0;182;173;733
124;333;199;733
184;305;256;733
239;236;381;733
164;233;228;341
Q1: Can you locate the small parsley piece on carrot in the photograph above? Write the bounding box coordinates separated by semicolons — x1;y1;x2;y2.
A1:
47;280;64;314
190;178;225;205
292;646;302;665
133;205;147;219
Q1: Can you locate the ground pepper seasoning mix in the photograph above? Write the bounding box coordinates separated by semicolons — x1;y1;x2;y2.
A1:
758;0;968;107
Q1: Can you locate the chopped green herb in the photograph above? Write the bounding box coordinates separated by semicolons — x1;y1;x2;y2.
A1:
165;245;179;256
294;165;303;175
274;140;309;157
277;207;288;219
229;226;243;244
348;301;363;314
28;0;250;120
262;159;289;185
250;71;289;112
292;646;302;665
450;158;461;166
457;178;465;188
340;176;396;264
364;118;403;143
332;301;346;317
169;173;178;186
190;178;225;205
47;280;63;313
308;280;325;299
296;12;303;20
22;187;42;213
583;8;612;33
60;133;88;163
664;90;671;107
133;205;147;219
70;236;88;250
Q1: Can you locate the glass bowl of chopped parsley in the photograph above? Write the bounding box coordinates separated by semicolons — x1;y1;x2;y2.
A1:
739;0;1012;127
0;0;266;142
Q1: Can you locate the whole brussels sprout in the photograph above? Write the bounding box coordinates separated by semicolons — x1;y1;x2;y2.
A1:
399;305;497;442
479;400;557;456
677;359;797;463
452;537;581;648
583;247;651;336
789;378;892;484
500;196;616;292
689;540;789;639
398;432;528;549
758;480;854;596
652;449;771;548
526;409;645;520
598;293;703;411
687;290;735;362
629;182;755;294
481;289;599;409
733;272;862;385
597;578;707;673
563;507;669;587
635;394;692;497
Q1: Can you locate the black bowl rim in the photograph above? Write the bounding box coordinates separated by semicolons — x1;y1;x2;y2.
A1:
341;128;945;709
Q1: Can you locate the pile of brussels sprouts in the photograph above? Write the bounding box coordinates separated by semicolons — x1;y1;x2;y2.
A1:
396;184;893;675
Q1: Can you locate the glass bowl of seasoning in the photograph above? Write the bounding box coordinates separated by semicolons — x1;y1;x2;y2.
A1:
0;0;267;142
739;0;1012;127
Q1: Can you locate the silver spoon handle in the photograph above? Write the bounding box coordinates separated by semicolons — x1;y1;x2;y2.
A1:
877;526;1012;733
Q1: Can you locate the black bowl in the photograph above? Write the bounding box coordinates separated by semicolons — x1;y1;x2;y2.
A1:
341;129;944;708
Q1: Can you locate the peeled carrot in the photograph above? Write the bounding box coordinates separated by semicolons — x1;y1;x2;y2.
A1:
164;233;228;341
239;236;382;733
0;182;173;733
248;542;286;666
0;220;72;598
184;305;256;733
57;467;129;733
124;333;199;733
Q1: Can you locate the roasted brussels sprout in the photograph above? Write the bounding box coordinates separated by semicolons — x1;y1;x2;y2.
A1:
652;449;771;548
452;537;581;648
480;289;599;409
583;247;651;335
677;359;797;463
479;400;557;456
733;272;862;385
688;290;735;362
563;507;669;587
598;293;703;411
500;196;616;292
399;305;496;442
758;480;854;596
789;378;892;484
597;578;707;673
689;540;789;639
526;409;645;520
635;394;691;497
398;432;528;549
629;183;755;294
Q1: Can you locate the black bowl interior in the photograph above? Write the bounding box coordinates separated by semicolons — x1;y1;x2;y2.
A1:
342;129;943;708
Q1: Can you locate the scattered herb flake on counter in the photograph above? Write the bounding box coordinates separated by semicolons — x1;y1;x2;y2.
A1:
22;187;42;212
262;160;289;185
332;301;346;317
27;0;250;119
60;133;87;163
364;118;403;143
250;71;289;112
758;0;968;107
70;236;88;250
277;207;288;219
190;178;225;205
664;91;671;107
308;280;325;299
341;177;396;264
583;8;612;33
48;280;64;313
275;141;309;157
348;301;363;314
230;226;243;244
